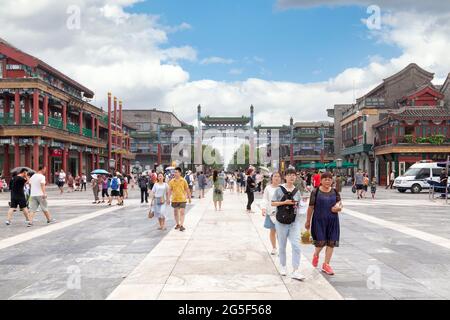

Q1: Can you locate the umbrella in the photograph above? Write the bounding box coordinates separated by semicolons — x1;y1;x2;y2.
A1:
10;167;34;174
165;166;175;171
91;169;109;175
297;163;327;170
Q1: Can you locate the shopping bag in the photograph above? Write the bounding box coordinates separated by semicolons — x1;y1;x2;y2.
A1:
300;229;312;245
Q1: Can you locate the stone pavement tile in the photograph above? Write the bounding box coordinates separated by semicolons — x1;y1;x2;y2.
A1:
162;274;288;294
158;292;292;300
56;278;124;300
171;259;277;276
378;273;444;299
146;239;189;257
0;280;37;300
107;284;165;300
9;275;69;300
331;287;394;300
123;256;179;285
408;278;450;299
179;249;271;262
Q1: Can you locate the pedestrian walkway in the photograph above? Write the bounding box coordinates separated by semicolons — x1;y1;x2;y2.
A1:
108;190;342;300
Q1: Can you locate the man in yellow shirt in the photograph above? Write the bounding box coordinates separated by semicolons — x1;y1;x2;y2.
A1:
169;167;191;232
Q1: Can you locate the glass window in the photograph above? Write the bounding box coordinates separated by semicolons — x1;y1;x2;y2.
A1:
432;168;442;177
415;168;430;180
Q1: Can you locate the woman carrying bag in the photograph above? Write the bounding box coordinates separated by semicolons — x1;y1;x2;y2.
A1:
261;172;282;255
150;173;170;231
305;171;343;275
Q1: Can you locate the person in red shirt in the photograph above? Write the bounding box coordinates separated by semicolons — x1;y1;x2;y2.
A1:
313;170;321;188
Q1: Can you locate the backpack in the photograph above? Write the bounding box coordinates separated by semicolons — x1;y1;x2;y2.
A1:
276;186;299;225
139;177;148;189
111;177;119;190
185;174;191;185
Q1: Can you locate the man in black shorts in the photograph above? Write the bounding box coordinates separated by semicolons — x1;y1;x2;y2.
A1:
6;168;32;226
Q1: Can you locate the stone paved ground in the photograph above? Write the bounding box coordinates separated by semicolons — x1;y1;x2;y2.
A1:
1;184;450;300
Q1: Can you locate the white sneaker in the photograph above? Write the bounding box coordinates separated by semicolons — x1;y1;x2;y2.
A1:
279;265;287;276
291;270;306;281
271;248;277;255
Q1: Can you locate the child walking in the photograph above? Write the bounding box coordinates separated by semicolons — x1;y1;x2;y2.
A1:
370;177;377;199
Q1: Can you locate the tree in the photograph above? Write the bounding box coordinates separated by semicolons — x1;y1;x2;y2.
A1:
227;143;261;172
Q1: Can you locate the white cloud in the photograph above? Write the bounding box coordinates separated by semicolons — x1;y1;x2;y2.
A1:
200;56;234;65
0;0;449;127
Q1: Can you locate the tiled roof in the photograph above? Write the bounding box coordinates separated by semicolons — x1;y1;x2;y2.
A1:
392;107;450;120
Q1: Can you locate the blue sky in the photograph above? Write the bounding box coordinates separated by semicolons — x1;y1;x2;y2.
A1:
130;0;402;82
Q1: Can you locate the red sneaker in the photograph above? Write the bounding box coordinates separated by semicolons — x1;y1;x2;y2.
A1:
312;255;319;268
321;263;335;275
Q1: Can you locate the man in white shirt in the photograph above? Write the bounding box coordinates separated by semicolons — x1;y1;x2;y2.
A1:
29;166;55;225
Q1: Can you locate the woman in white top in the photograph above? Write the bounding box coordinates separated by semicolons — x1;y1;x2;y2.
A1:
261;172;282;255
151;173;170;230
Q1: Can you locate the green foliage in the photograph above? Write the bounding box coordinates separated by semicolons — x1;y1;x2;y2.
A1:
404;134;415;143
408;134;446;145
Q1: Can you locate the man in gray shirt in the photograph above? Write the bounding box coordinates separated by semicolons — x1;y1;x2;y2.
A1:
353;169;364;199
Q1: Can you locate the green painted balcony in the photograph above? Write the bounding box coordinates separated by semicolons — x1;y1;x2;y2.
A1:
67;123;80;134
48;117;63;129
0;112;14;125
83;128;93;138
21;113;33;124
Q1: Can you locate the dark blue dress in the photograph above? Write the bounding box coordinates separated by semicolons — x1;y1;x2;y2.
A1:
311;188;340;248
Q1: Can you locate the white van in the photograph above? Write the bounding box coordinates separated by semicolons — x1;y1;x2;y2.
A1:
394;161;446;193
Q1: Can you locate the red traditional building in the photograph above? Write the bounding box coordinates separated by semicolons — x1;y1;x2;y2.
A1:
0;38;134;182
373;84;450;185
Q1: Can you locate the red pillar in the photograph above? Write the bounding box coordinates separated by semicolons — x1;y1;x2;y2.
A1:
43;95;49;126
3;144;10;181
96;117;100;139
108;93;112;161
62;148;67;172
43;144;49;182
4;94;10;113
14;90;20;124
96;154;100;170
91;153;95;171
119;100;123;150
25;146;31;168
33;138;40;170
113;97;118;148
79;110;83;135
157;144;162;165
25;96;30;114
14;141;20;168
62;102;67;130
91;116;95;138
33;89;39;124
78;151;83;176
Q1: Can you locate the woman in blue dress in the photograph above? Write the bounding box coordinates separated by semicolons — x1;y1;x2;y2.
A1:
305;171;343;275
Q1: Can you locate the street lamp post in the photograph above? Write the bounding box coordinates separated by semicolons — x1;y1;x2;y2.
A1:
336;158;343;175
